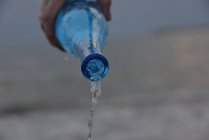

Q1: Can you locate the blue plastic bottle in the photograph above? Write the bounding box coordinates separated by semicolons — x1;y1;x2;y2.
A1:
55;0;109;81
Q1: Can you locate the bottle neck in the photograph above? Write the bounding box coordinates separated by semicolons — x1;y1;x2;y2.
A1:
79;47;102;61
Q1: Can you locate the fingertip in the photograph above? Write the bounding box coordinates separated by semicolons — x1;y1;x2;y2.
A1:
106;12;112;21
103;9;111;21
106;16;111;21
50;37;65;52
54;41;65;52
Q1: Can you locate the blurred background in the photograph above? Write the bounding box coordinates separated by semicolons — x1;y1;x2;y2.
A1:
0;0;209;140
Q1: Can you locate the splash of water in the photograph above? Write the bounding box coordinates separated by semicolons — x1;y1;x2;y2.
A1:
87;81;102;140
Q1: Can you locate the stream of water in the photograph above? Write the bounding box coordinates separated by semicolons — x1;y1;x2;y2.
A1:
87;81;102;140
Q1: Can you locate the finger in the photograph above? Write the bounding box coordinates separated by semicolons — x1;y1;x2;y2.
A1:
45;30;65;51
43;18;65;51
41;0;66;51
96;0;112;21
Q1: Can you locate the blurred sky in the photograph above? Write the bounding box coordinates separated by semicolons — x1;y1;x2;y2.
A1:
0;0;209;46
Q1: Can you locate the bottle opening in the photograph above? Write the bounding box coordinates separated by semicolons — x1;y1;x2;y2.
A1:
81;54;109;81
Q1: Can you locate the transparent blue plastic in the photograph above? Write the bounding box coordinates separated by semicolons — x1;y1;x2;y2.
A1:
55;0;109;81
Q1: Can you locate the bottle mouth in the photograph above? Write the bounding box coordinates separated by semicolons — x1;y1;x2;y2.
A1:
81;54;109;81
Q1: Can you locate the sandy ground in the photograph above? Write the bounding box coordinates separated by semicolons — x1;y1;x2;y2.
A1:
0;27;209;140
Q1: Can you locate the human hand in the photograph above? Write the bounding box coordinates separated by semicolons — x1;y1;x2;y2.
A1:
39;0;112;51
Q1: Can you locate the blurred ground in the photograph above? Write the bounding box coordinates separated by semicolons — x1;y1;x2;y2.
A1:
0;27;209;140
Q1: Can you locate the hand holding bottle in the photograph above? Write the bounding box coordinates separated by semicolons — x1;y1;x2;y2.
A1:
39;0;112;51
55;0;109;81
